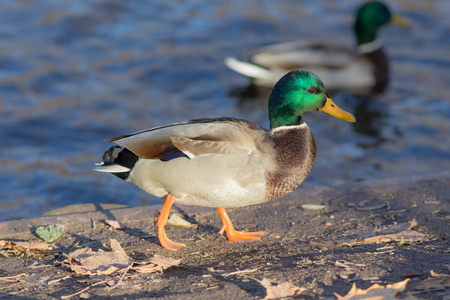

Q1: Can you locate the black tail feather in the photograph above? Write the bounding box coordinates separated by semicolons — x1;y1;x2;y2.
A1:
101;146;138;180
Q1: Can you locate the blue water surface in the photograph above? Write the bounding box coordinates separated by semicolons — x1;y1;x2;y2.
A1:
0;0;449;221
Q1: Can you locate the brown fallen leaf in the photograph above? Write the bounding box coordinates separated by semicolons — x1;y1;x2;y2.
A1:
0;240;56;252
65;247;130;276
409;218;419;230
104;239;132;260
362;230;429;244
430;270;450;279
253;277;305;299
342;220;428;243
335;279;416;300
134;254;181;273
167;213;198;228
65;238;180;276
410;270;450;292
104;220;124;230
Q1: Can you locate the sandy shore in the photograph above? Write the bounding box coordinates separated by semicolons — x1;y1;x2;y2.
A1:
0;171;448;299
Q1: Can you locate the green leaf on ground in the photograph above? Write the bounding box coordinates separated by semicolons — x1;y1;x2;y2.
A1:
35;225;65;243
302;204;326;210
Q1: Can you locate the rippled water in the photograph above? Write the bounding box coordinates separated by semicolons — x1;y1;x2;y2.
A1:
1;0;449;221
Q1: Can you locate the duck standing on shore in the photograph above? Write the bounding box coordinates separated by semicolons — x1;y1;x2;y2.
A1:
225;1;410;94
95;70;355;251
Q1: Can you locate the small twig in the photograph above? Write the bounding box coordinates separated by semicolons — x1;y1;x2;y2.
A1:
310;241;337;247
60;281;107;299
109;263;134;290
0;273;27;281
69;241;80;252
355;204;388;211
335;260;366;271
0;282;21;290
26;264;53;269
221;268;258;277
48;276;70;286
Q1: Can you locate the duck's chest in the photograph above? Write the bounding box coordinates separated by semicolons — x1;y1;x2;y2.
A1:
265;125;317;201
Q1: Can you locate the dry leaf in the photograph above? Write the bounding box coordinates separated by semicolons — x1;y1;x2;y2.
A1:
342;220;430;245
134;254;180;273
167;213;198;228
362;230;429;244
104;220;124;230
254;277;305;299
340;220;429;244
410;270;450;292
65;239;179;276
148;254;181;269
409;218;419;230
104;239;131;260
0;240;56;255
66;239;132;276
430;270;450;279
335;279;415;300
66;247;130;276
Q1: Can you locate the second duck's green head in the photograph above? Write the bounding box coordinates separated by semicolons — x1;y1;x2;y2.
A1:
268;70;356;128
355;1;410;45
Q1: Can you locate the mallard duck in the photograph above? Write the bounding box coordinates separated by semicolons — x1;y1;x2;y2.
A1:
225;1;410;94
95;70;355;251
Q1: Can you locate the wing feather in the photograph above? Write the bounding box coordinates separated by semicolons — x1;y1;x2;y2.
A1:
106;118;266;159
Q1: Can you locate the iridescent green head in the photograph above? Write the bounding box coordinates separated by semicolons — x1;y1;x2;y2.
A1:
355;1;410;45
268;70;355;128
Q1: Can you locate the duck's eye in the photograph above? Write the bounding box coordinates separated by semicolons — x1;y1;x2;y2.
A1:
307;88;317;94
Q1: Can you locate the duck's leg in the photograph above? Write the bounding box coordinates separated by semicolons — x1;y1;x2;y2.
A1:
217;207;264;242
156;194;185;251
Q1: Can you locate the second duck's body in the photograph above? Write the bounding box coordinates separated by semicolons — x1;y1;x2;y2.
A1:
225;1;410;94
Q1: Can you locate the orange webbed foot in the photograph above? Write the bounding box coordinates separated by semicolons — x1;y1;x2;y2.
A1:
156;194;186;251
217;207;264;243
218;225;265;243
157;224;185;251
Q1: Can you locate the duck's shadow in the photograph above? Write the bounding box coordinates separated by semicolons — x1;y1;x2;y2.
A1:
341;93;402;148
229;82;271;106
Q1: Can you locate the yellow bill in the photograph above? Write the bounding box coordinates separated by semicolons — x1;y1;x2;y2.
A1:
390;14;411;27
319;98;356;123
